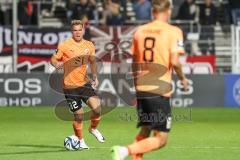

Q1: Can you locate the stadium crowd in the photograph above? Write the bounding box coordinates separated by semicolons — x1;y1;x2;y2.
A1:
0;0;239;26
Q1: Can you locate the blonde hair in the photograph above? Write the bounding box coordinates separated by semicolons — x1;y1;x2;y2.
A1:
152;0;172;13
71;20;83;29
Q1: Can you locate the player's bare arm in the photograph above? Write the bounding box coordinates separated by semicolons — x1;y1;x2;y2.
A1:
171;52;188;90
89;57;99;88
50;55;63;69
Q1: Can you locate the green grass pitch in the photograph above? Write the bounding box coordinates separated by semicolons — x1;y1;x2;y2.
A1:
0;107;240;160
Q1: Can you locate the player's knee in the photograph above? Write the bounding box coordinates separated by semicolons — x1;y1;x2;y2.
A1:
92;111;101;117
88;97;101;116
156;137;167;149
154;131;168;148
92;105;101;116
74;113;84;122
160;136;168;147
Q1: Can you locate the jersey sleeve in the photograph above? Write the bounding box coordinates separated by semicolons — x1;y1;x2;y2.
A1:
89;42;96;62
170;28;185;55
90;42;95;56
53;43;64;60
131;31;138;61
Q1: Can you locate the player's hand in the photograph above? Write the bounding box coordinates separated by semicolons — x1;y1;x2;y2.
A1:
91;78;99;89
55;61;63;69
181;78;189;91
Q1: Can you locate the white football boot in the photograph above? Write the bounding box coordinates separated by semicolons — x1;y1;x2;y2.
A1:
79;139;89;150
89;128;105;143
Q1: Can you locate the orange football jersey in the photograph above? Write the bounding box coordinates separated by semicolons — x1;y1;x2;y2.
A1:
53;38;95;88
131;20;185;97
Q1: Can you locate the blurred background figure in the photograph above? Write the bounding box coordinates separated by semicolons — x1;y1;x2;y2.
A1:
0;0;12;25
0;3;3;25
175;0;199;55
215;0;231;25
175;0;199;22
199;0;217;55
40;0;53;17
72;0;96;20
133;0;151;21
101;0;124;26
52;0;67;24
81;13;92;41
17;0;34;25
199;0;217;25
228;0;240;25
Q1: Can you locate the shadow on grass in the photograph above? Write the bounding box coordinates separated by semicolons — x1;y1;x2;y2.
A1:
9;144;64;149
0;144;66;155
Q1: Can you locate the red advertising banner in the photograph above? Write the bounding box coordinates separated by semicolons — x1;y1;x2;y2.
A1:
186;55;216;73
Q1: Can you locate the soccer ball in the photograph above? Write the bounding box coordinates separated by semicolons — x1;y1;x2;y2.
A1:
64;135;80;151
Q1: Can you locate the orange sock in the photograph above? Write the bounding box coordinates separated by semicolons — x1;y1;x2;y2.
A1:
90;116;101;130
132;135;148;160
127;137;161;155
72;121;83;140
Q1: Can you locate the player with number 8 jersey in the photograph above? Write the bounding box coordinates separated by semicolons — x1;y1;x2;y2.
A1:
111;0;189;160
131;15;185;97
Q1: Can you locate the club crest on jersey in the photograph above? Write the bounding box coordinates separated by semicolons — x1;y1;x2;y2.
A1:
84;48;90;55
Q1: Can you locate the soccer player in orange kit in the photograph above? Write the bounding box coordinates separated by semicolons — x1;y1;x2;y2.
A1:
51;20;105;149
111;0;189;159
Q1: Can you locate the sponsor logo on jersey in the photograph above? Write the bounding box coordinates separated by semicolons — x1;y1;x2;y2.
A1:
84;48;90;55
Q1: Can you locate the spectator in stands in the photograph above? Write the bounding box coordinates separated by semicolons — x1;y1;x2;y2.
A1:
52;0;67;23
133;0;151;21
72;0;96;20
199;0;216;55
18;0;34;25
175;0;199;55
41;0;53;17
0;4;3;25
81;14;92;41
120;0;127;23
0;0;12;25
228;0;240;25
66;0;75;23
101;0;124;25
199;0;217;25
175;0;199;22
216;1;231;25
